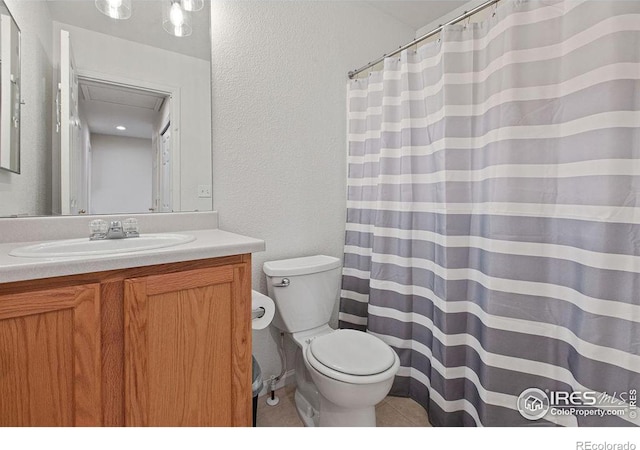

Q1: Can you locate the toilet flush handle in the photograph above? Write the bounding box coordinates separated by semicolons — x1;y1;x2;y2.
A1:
273;278;290;287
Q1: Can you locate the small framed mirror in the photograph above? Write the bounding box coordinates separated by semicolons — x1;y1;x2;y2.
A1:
0;1;20;174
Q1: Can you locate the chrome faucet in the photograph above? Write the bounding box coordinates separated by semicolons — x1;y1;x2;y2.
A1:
90;218;139;240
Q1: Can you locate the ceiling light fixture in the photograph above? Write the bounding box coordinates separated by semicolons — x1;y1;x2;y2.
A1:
95;0;132;20
181;0;204;12
116;125;127;131
163;0;192;37
96;0;201;38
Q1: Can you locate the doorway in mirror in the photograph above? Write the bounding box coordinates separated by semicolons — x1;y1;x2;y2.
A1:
80;78;172;216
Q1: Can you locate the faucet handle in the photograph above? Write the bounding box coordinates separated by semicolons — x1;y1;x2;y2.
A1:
123;218;139;237
89;219;108;240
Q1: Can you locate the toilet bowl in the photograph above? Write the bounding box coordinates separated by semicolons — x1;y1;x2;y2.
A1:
263;255;400;427
299;327;400;426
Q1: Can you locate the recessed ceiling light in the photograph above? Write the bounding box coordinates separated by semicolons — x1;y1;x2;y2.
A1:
116;125;126;131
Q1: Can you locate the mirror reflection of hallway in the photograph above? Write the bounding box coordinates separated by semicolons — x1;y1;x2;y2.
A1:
73;77;172;215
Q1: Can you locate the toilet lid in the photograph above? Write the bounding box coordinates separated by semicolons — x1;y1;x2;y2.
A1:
308;330;396;376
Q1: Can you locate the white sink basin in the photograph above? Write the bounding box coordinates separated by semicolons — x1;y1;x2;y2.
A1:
9;233;196;258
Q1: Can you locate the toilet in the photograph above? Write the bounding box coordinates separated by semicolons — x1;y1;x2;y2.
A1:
263;255;400;427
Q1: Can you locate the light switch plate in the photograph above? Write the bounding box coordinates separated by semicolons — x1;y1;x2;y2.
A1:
198;185;212;198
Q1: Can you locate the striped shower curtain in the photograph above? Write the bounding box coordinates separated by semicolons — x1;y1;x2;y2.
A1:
340;0;640;427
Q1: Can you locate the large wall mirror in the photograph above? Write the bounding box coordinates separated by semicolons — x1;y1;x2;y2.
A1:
0;0;212;217
0;2;20;174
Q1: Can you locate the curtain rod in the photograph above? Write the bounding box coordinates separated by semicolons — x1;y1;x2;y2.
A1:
348;0;500;79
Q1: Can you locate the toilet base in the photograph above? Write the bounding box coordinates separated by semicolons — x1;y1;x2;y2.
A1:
318;393;376;427
293;347;321;426
294;388;377;427
294;389;319;427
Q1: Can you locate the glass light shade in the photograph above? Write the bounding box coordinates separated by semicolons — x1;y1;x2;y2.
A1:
95;0;132;20
181;0;204;12
162;0;192;37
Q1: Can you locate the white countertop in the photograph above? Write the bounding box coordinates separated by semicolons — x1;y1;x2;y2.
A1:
0;228;266;284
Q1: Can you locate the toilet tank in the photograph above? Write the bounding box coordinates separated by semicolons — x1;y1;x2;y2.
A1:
263;255;342;333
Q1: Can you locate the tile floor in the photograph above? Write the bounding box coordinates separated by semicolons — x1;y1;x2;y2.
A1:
256;385;431;427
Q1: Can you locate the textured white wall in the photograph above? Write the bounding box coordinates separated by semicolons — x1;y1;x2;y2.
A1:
0;1;52;217
210;1;415;383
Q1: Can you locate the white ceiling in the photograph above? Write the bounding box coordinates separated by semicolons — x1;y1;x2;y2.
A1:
46;0;211;61
365;1;468;31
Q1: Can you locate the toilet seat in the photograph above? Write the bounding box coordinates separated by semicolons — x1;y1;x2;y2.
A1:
305;329;399;385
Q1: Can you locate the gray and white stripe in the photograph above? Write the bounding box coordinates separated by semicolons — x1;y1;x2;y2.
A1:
340;0;640;427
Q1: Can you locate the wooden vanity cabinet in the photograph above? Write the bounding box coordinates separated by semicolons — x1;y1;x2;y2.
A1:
0;255;252;427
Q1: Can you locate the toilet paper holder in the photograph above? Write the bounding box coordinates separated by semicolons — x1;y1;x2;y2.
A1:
251;290;275;330
252;307;266;320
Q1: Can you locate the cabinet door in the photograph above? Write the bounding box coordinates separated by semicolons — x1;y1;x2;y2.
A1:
124;264;251;426
0;284;102;426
